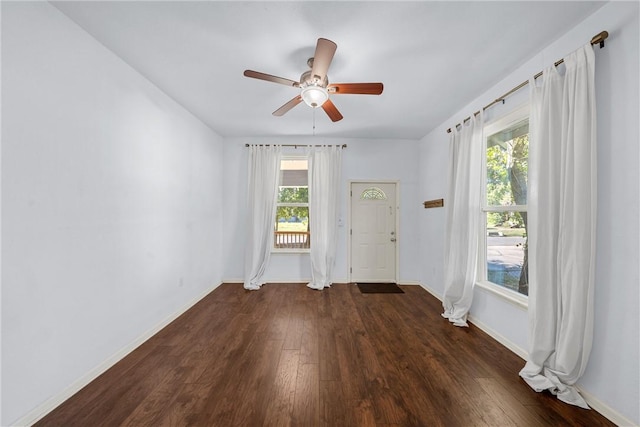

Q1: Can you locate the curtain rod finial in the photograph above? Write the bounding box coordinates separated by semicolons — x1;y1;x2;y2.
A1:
591;31;608;48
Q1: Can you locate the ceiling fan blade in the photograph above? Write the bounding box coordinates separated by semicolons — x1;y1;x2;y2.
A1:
310;38;337;82
321;99;343;122
244;70;299;87
273;95;303;116
328;83;384;95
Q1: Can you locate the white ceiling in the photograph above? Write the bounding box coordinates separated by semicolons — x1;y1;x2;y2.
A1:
52;1;605;140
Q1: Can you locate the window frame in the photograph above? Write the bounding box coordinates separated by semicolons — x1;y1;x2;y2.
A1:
476;104;530;308
272;155;310;254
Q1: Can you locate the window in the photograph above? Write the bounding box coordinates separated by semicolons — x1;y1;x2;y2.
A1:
480;106;529;297
274;157;310;251
360;187;387;200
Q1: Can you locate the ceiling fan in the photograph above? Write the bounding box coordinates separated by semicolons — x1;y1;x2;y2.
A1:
243;38;383;122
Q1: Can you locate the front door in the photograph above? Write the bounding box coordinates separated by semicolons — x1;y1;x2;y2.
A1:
350;182;397;283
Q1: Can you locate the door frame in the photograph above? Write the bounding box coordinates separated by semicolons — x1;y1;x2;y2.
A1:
348;180;400;284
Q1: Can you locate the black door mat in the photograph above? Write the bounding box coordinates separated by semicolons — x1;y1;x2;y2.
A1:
357;283;404;294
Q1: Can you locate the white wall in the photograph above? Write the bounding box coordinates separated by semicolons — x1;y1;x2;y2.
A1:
418;2;639;424
223;136;421;284
1;2;224;425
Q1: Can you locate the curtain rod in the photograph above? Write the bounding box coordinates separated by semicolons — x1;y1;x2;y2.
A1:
446;30;608;134
245;144;347;148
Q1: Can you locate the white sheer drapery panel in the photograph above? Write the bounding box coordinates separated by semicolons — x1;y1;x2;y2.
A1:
519;44;596;409
442;112;483;327
307;146;342;290
243;145;282;290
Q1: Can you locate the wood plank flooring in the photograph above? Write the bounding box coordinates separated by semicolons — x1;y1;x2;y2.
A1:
36;283;615;426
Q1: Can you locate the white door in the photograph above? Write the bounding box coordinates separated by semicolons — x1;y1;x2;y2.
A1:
350;182;397;283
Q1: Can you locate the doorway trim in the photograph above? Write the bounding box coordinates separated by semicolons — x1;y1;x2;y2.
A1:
348;180;400;284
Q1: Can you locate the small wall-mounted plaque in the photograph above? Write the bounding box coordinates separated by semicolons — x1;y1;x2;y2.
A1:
423;198;444;209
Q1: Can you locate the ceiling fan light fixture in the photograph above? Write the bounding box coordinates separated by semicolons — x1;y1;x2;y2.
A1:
244;38;382;122
301;85;329;108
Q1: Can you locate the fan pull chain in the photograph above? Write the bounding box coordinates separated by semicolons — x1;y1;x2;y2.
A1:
312;108;316;136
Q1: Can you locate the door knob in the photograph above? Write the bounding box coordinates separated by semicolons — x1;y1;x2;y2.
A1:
390;237;396;242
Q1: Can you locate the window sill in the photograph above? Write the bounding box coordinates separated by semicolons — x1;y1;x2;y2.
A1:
475;280;528;310
271;249;310;254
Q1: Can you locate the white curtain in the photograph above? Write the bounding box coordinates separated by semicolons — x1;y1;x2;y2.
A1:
307;145;342;290
519;44;597;408
244;145;282;290
442;112;483;327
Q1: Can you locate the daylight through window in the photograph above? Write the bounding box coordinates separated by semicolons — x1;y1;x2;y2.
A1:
481;112;529;296
274;158;310;250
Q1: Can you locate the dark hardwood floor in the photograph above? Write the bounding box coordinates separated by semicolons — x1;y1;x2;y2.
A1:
36;283;615;426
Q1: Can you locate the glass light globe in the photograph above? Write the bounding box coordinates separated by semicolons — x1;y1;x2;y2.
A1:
301;85;329;108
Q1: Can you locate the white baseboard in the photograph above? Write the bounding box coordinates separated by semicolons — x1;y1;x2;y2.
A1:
419;282;634;426
466;314;528;360
576;386;638;427
467;315;636;425
420;280;528;358
221;279;357;285
14;282;222;427
221;279;314;284
398;280;421;285
222;279;423;286
419;282;443;300
221;278;243;283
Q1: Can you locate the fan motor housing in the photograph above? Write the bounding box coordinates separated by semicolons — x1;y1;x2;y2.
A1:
300;70;328;88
